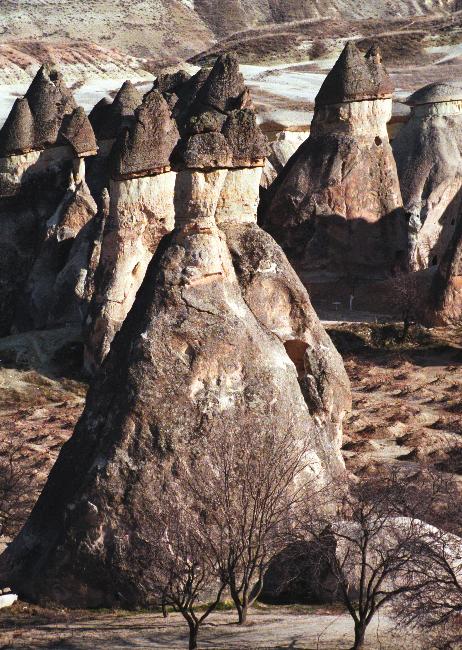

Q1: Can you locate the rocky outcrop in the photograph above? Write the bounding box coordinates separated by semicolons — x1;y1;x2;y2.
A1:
261;130;308;189
0;99;35;157
86;81;143;198
262;42;407;283
393;82;462;271
0;130;350;611
110;90;179;179
58;108;98;157
89;80;142;143
14;176;98;331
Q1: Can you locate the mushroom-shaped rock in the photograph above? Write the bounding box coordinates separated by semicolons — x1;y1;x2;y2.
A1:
316;41;394;107
405;81;462;108
58;107;98;157
393;81;462;270
0;165;350;608
110;90;180;179
25;64;77;148
0;98;35;156
262;42;406;283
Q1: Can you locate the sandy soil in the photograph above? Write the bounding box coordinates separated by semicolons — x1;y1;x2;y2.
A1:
0;602;420;649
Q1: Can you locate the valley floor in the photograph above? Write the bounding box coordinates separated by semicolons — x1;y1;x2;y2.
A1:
0;603;418;649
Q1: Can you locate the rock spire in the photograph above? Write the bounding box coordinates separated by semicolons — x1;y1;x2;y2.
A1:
262;42;407;286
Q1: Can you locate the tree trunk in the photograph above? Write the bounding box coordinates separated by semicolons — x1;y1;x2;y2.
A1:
237;603;248;625
162;601;169;618
188;623;198;650
351;622;366;650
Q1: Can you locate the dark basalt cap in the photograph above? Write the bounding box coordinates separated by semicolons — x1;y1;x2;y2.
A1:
88;97;112;138
113;80;143;117
153;70;191;95
58;107;98;156
110;89;180;179
25;63;77;147
0;97;35;156
197;53;247;113
405;81;462;107
180;131;232;169
222;109;269;165
315;41;394;107
89;81;142;140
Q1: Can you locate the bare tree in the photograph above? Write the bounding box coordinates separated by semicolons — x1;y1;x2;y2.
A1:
294;472;432;650
391;471;462;649
388;271;421;340
148;483;226;650
185;427;312;625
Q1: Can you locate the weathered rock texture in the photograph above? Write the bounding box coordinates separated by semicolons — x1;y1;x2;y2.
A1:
14;174;99;331
425;214;462;325
393;82;462;271
24;64;77;150
262;42;407;282
0;65;98;335
0;161;350;609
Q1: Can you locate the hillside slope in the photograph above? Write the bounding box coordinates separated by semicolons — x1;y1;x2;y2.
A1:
0;0;457;63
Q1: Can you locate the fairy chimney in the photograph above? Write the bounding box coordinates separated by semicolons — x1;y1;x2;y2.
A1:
0;75;351;608
85;55;268;372
262;42;407;285
393;81;462;271
84;90;179;372
0;65;97;335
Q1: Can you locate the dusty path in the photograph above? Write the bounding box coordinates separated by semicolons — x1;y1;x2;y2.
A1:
0;605;420;649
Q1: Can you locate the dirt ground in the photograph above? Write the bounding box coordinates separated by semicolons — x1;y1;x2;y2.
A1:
0;602;421;649
326;323;462;478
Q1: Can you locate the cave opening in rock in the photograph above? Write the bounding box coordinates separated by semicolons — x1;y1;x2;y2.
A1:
284;340;308;378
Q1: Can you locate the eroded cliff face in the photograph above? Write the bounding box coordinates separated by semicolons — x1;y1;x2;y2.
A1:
0;164;350;609
393;99;462;271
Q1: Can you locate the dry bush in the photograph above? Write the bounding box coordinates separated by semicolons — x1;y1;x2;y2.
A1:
0;433;38;538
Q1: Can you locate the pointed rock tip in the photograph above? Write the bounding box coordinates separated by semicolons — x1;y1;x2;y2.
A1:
315;40;393;107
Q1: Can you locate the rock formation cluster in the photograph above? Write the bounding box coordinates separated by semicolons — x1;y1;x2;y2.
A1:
0;64;101;334
0;55;351;608
393;82;462;271
261;42;408;284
